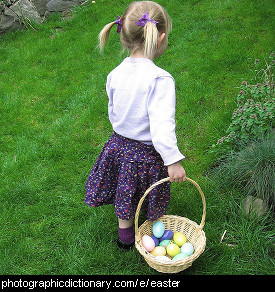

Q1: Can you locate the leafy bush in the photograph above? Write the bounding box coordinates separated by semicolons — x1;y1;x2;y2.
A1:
214;53;274;151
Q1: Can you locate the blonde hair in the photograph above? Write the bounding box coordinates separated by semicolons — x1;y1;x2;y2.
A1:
98;1;172;59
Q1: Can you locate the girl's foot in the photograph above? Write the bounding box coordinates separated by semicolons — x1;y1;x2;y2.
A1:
117;238;135;251
117;225;135;251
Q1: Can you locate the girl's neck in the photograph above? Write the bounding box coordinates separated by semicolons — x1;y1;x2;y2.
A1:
130;49;153;61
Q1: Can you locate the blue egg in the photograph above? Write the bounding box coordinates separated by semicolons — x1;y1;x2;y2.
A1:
152;221;165;238
172;252;189;261
151;235;159;246
159;230;173;242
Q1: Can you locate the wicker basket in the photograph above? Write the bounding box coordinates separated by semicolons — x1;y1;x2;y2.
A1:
135;177;206;274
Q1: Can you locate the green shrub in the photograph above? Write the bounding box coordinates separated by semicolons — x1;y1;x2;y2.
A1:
213;53;274;152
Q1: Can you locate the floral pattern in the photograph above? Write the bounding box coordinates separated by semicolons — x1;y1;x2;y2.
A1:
84;132;170;221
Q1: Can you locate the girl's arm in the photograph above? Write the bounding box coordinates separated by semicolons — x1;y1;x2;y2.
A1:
148;76;185;166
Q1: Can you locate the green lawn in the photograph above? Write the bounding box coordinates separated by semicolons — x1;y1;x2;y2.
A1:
0;0;274;275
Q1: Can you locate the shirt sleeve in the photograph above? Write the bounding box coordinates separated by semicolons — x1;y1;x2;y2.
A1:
147;76;185;166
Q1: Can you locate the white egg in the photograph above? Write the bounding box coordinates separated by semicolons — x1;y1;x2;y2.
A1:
180;242;194;256
154;255;171;262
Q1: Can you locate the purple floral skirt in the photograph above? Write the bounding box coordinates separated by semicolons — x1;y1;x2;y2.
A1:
84;132;170;221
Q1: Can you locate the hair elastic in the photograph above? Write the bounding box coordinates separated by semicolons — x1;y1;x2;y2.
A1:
115;16;122;33
135;11;158;27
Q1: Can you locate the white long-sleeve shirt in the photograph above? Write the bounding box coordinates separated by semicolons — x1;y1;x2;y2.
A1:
106;57;185;166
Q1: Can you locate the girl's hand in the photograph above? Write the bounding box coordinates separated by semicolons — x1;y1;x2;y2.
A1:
168;162;186;183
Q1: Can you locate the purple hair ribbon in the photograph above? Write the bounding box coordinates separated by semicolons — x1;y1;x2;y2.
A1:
135;11;158;27
115;16;122;33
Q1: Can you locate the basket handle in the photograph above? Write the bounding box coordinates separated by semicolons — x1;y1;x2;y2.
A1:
134;177;206;235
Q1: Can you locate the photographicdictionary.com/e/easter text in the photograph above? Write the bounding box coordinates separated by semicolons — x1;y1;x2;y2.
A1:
1;276;182;290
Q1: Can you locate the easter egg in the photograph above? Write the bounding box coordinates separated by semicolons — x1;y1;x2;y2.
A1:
173;232;187;247
159;230;173;242
172;252;189;261
152;221;165;238
181;242;194;256
154;256;171;262
159;239;171;249
151;235;159;247
166;243;180;258
141;235;155;252
150;246;166;257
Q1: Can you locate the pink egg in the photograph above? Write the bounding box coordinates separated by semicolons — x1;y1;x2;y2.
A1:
141;235;155;252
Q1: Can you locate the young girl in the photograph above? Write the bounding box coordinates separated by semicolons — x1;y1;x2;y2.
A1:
85;1;186;250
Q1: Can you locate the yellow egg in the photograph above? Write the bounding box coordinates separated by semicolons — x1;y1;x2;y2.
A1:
166;243;181;258
173;232;187;247
150;246;166;257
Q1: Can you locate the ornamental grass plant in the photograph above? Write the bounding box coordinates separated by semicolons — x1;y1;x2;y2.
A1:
212;134;275;209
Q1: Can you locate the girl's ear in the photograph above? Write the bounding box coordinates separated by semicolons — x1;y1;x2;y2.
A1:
157;32;166;48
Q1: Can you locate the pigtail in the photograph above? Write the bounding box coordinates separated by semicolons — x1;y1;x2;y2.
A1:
98;21;117;52
143;21;158;59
